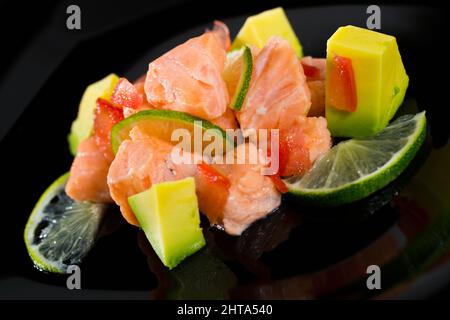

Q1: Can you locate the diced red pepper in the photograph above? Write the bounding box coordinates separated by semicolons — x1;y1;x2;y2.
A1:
269;174;289;194
278;129;311;178
327;54;357;112
278;136;289;177
111;78;143;109
301;61;321;79
196;162;230;188
93;98;124;161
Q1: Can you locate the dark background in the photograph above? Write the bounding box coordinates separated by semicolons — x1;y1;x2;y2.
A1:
0;0;448;301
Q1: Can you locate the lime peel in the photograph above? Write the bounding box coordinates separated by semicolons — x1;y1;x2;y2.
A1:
284;112;427;206
229;46;253;111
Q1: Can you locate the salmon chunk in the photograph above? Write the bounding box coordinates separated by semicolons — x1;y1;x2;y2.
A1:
107;127;196;226
214;143;281;235
237;37;311;133
300;57;326;117
144;29;230;121
307;80;325;117
66;137;113;203
210;107;239;130
209;20;231;51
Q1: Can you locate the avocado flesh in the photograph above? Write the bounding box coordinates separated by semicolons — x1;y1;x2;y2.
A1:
128;177;206;269
326;25;409;138
231;7;303;57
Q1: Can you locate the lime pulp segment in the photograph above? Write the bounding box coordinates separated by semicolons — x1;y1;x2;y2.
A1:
24;173;106;274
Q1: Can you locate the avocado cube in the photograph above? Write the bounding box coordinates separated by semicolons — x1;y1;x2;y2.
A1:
231;7;303;57
128;177;205;269
326;25;409;137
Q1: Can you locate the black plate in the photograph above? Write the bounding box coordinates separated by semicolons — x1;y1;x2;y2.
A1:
1;5;449;299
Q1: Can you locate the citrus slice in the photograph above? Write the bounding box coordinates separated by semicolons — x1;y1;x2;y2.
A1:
284;112;427;206
111;110;233;154
222;46;253;111
24;173;106;274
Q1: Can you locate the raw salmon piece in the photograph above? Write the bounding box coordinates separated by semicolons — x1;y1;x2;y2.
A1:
300;56;326;81
194;163;230;225
144;29;229;120
210;107;239;130
214;143;281;235
66;137;113;203
237;37;311;133
280;116;331;177
300;57;325;117
307;80;325;117
248;45;261;58
209;20;231;51
134;74;147;84
134;75;153;109
107;127;196;225
297;116;331;163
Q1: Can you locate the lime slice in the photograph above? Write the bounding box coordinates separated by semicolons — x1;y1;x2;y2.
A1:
111;109;233;154
24;173;106;274
284;112;427;206
223;46;253;111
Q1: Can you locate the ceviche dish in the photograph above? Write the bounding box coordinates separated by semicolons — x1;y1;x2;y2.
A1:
24;7;426;273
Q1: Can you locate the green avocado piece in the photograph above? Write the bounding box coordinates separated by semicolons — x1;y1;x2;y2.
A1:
231;7;303;57
325;26;409;138
128;177;206;269
68;74;119;155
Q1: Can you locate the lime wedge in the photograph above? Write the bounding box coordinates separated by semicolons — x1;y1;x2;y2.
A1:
223;46;253;111
24;173;106;274
111;109;233;154
284;112;427;206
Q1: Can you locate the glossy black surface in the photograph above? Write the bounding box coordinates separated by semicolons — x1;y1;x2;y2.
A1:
0;5;448;299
